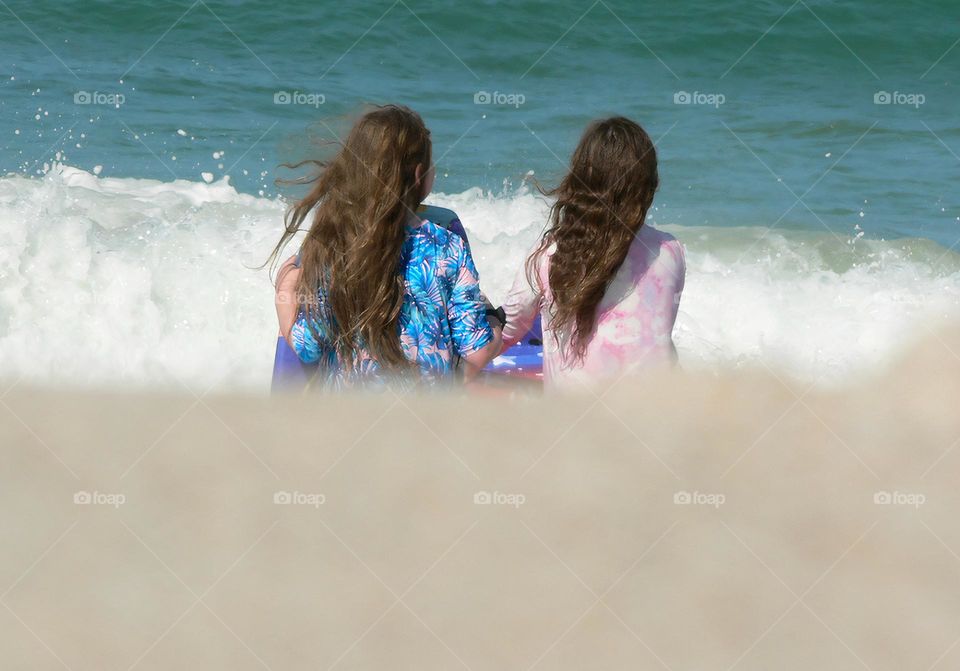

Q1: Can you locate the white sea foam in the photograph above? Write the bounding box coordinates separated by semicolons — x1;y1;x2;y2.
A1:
1;165;959;392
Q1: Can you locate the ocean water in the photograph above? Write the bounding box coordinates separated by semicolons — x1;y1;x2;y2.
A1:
2;0;960;391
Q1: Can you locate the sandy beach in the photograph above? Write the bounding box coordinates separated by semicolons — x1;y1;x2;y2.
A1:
3;321;959;670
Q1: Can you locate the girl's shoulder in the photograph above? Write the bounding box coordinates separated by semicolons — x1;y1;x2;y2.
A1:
637;224;685;268
411;220;466;255
638;222;680;246
412;219;448;238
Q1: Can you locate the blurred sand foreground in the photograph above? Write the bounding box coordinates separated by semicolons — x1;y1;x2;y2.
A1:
3;325;960;671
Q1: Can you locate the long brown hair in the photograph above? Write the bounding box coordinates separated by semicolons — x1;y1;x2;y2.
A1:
267;105;432;371
527;117;659;360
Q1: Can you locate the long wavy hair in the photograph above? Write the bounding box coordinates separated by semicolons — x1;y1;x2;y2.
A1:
527;117;659;360
266;105;432;371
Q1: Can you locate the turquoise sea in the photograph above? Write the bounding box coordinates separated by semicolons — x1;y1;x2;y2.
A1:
3;0;959;242
1;0;959;389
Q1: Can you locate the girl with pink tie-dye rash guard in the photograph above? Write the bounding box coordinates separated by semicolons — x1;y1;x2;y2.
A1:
502;225;685;390
500;116;685;391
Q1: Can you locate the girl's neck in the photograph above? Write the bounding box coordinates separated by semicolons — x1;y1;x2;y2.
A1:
405;210;423;228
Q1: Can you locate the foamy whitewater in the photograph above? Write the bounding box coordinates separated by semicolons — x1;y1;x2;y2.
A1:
2;164;959;393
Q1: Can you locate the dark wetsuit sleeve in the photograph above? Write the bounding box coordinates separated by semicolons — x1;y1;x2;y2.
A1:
446;218;471;253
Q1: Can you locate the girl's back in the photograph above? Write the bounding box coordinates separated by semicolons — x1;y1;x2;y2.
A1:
291;221;492;386
504;224;684;390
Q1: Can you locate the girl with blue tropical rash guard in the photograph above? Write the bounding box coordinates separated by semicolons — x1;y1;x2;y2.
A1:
269;105;501;388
